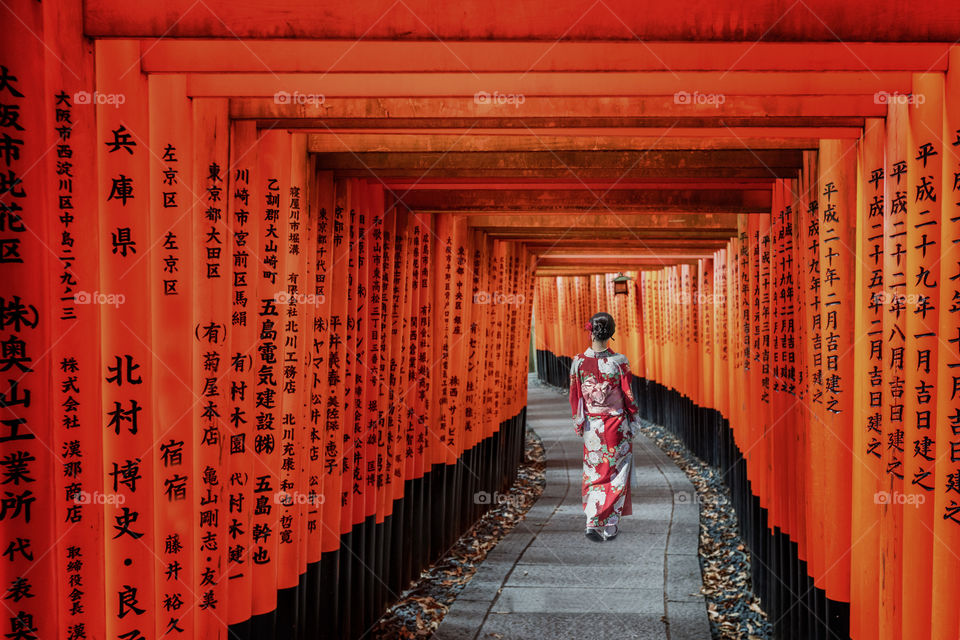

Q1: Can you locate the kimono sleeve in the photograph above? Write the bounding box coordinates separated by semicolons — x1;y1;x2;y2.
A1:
569;355;586;436
619;358;641;434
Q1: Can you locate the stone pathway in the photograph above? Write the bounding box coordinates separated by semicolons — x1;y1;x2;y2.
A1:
432;377;711;640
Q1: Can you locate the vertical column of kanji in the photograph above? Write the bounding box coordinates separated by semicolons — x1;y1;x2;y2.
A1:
191;96;231;638
379;195;401;621
576;274;586;357
645;269;664;384
663;268;671;389
298;157;317;609
42;0;104;635
714;249;728;421
744;215;760;502
797;150;820;578
629;270;644;381
776;181;795;538
901;73;943;640
532;278;544;361
0;4;55;640
376;194;399;585
489;241;508;432
277;133;307;603
700;260;714;410
342;180;361;551
468;230;487;453
658;271;671;390
401;211;421;502
449;217;470;497
510;248;525;413
386;202;409;525
356;182;382;631
400;209;422;563
687;264;696;400
664;270;673;393
722;246;733;421
651;271;661;387
780;181;800;552
588;274;599;318
684;264;703;406
501;242;514;415
758;213;774;522
307;169;332;563
818;138;857;605
801;156;823;581
736;218;751;455
147;75;196;639
669;267;678;394
789;169;809;572
638;274;648;381
95;40;155;639
555;276;567;358
369;184;390;542
433;213;454;461
414;213;435;490
880;102;909;639
297;140;317;622
319;179;347;631
224;120;258;629
673;266;680;394
251;130;288;627
501;244;516;440
634;268;642;379
850;117;885;640
571;275;583;350
337;179;359;637
932;46;960;640
637;272;650;377
608;273;623;356
640;273;652;384
727;234;743;450
676;265;683;394
408;210;430;567
769;186;785;534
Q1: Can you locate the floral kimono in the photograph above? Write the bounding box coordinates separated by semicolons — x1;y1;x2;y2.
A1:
569;347;640;528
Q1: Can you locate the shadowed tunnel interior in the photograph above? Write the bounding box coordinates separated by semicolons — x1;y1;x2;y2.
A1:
5;2;960;639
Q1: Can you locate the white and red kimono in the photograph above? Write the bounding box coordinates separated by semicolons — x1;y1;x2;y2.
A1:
568;347;641;528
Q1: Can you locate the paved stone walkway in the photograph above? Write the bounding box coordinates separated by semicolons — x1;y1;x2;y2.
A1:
433;376;711;640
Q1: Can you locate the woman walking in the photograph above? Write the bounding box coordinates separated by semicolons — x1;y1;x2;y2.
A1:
568;312;641;542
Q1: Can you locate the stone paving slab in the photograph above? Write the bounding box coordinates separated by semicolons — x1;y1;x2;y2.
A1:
432;377;711;640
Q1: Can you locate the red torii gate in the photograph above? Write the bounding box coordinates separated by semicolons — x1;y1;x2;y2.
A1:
4;1;960;639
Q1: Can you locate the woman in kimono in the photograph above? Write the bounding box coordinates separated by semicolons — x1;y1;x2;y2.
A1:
568;312;641;542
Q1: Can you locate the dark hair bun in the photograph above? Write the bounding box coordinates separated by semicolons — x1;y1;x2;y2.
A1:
589;312;615;341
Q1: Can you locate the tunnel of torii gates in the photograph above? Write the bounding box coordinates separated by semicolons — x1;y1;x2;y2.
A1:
9;1;960;640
